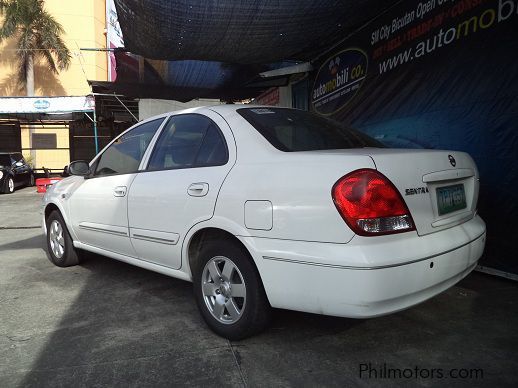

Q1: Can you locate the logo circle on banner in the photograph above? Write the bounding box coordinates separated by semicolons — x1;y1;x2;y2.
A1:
311;48;368;116
33;99;50;110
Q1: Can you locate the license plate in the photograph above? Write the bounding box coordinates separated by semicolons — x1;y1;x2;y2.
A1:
436;184;467;215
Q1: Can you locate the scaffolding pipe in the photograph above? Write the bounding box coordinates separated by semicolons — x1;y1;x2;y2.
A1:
113;94;139;122
92;108;99;155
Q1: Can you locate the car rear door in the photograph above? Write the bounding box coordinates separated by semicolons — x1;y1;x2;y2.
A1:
127;111;235;269
68;118;165;257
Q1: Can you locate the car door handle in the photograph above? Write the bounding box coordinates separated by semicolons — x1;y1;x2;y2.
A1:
187;183;209;197
114;186;127;197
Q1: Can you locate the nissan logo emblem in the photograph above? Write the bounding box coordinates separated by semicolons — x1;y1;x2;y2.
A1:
448;155;456;167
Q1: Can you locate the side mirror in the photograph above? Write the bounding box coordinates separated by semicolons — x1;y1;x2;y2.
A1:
68;160;91;176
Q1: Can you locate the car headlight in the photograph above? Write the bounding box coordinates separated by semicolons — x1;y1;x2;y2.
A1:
0;171;3;180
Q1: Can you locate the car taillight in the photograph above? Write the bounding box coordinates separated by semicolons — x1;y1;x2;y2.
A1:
332;169;415;236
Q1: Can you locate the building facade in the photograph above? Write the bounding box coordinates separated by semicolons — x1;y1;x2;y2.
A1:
0;0;108;170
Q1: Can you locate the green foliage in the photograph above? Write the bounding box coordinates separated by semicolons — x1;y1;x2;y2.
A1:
0;0;71;86
23;154;34;168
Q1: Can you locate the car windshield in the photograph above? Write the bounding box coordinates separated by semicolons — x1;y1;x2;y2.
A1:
237;107;384;152
0;155;12;167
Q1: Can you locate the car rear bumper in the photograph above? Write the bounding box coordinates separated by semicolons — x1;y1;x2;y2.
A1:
241;215;486;318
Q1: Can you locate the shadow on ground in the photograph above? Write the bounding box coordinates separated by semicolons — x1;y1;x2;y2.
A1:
0;234;44;251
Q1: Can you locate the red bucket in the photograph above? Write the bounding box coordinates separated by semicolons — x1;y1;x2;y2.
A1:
35;177;63;193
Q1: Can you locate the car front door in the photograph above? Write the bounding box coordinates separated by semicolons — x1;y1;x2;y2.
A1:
127;112;235;269
68;118;165;257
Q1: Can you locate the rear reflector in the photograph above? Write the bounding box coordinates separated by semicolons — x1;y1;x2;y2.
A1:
332;169;415;236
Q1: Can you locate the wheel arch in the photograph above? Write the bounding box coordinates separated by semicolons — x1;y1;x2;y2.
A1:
44;203;60;224
185;227;247;275
182;220;265;283
44;201;77;241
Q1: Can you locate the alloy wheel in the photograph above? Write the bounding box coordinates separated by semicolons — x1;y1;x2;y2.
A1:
49;220;65;259
201;256;247;324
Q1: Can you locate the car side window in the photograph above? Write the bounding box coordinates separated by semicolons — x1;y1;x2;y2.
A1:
147;114;228;171
94;118;164;176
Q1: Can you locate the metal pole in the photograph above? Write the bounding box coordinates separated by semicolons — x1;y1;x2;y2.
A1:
92;108;99;155
113;94;139;122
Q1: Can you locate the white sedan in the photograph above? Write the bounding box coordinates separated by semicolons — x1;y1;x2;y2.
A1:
42;105;486;339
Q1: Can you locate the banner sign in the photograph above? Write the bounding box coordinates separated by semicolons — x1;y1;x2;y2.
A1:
0;96;95;114
312;48;368;115
310;0;518;275
106;0;125;81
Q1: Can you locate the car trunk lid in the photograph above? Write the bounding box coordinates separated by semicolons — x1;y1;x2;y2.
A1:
365;149;479;236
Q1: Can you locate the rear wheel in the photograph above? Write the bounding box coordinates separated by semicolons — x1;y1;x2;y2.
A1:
46;210;81;267
29;173;35;187
193;240;272;340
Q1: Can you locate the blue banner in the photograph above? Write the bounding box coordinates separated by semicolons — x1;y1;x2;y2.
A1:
311;0;518;275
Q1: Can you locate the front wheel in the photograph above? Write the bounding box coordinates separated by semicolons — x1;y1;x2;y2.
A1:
4;177;14;194
46;210;82;267
193;240;272;340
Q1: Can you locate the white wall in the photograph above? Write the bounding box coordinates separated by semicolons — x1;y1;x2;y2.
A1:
278;86;292;108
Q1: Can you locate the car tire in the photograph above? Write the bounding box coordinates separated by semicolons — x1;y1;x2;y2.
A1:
45;210;82;267
193;239;272;340
3;177;15;194
29;173;35;187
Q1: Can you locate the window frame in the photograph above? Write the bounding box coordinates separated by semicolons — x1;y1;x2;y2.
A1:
144;113;229;173
31;133;57;150
87;117;166;179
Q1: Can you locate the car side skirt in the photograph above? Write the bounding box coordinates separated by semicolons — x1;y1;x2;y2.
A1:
73;241;192;282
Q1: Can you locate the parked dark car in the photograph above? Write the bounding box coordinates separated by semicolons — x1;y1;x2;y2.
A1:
0;152;35;194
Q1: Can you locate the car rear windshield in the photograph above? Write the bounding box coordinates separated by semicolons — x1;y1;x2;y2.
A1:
237;108;383;152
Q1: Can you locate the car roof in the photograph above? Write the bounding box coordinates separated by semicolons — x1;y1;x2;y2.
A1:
206;104;292;114
138;104;291;124
168;104;293;116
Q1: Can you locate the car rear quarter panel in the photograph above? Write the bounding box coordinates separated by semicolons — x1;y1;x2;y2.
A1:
214;154;375;243
211;110;380;243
